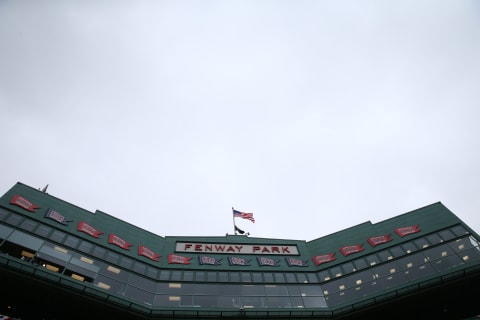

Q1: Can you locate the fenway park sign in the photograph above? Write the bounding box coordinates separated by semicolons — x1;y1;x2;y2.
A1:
176;242;299;255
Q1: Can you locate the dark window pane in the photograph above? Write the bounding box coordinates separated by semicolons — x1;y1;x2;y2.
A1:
390;246;405;258
242;296;265;308
414;238;430;249
92;246;106;259
460;247;480;263
377;272;408;290
207;271;216;282
353;258;368;270
104;251;120;264
99;264;129;281
274;272;285;283
241;272;252;282
377;250;393;262
243;285;265;296
124;285;153;305
171;270;182;281
303;296;327;308
195;284;219;295
78;241;94;254
285;273;297;283
426;233;442;245
129;273;156;292
230;271;240;282
146;266;158;279
19;218;37;232
330;266;343;278
195;271;205;282
266;296;291;308
252;272;262;282
318;270;331;282
423;244;454;261
265;285;288;296
404;263;435;281
449;237;476;252
195;295;217;307
64;235;80;249
219;284;241;295
50;230;66;243
133;261;146;275
6;214;22;226
119;256;133;269
183;271;193;281
372;262;399;279
218;271;228;282
159;270;170;281
300;285;323;296
263;272;274;283
306;273;319;283
439;229;455;241
95;274;125;295
365;254;380;266
401;242;417;254
451;225;469;237
342;262;356;273
431;254;464;272
34;224;52;237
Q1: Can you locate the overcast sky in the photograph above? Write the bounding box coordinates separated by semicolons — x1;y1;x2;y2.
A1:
1;0;479;241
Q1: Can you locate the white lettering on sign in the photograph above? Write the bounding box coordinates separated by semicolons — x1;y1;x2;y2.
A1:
176;242;299;255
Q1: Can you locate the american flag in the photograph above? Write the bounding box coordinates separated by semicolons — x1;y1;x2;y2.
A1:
233;209;255;223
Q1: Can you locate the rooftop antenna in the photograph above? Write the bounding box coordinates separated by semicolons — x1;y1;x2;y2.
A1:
41;184;49;193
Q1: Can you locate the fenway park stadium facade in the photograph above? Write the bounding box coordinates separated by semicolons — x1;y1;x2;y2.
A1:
1;182;480;319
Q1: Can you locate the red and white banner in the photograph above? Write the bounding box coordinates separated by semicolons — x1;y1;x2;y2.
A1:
77;221;103;238
312;253;336;266
168;254;192;265
340;244;364;256
9;195;39;212
395;225;421;237
108;234;133;250
367;234;392;247
138;245;160;261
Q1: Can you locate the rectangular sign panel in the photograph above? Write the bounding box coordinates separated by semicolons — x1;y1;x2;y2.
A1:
175;242;299;255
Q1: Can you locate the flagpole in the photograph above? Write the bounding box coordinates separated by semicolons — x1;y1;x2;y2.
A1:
232;207;236;235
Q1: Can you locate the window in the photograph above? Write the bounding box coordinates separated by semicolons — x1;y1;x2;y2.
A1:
124;285;153;305
414;237;430;249
50;230;66;243
438;229;455;242
34;224;52;238
19;218;37;232
64;235;80;249
104;250;120;264
91;245;106;259
129;273;156;292
451;225;469;237
401;242;417;254
5;213;22;226
159;270;170;281
77;240;94;254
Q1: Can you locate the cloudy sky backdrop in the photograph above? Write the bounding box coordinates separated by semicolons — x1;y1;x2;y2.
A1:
1;0;479;241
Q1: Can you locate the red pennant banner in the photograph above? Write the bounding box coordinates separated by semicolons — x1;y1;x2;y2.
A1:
312;253;336;266
77;221;103;238
395;225;421;237
168;254;192;265
340;244;364;256
108;234;133;250
367;234;392;247
138;245;161;261
10;195;39;212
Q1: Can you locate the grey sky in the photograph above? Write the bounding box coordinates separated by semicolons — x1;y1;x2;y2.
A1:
1;0;480;241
